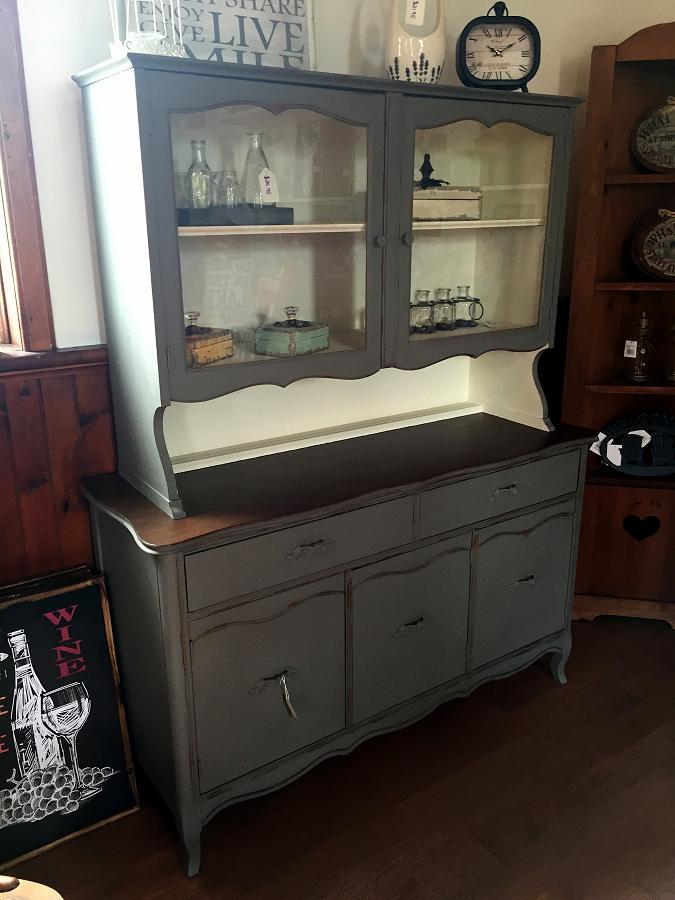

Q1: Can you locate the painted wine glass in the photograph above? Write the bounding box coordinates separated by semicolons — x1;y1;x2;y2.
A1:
41;682;92;794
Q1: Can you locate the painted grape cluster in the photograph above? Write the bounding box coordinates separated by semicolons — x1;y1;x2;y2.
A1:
0;765;115;828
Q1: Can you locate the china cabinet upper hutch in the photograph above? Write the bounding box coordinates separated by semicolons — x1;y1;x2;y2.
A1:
75;54;576;519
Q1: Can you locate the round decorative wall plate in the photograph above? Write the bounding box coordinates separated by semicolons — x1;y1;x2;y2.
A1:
630;209;675;281
631;98;675;172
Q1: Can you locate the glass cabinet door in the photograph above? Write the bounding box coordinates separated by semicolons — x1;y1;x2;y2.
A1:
143;73;385;400
394;99;568;366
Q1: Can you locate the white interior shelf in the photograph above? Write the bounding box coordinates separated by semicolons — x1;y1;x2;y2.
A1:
177;219;545;238
177;223;366;237
412;218;545;231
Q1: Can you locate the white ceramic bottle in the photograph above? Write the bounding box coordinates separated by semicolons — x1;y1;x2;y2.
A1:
387;0;446;84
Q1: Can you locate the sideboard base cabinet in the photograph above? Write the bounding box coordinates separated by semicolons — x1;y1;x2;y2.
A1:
86;415;590;876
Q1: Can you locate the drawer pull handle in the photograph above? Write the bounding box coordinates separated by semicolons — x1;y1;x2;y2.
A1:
286;537;335;562
250;670;300;721
279;673;299;721
488;483;519;502
511;574;538;591
395;615;431;637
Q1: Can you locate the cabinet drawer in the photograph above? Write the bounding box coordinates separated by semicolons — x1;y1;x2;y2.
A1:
419;451;580;539
186;497;414;612
190;576;345;792
351;536;470;723
471;501;576;669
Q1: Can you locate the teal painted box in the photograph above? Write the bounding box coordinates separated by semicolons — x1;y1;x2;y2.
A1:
254;307;329;357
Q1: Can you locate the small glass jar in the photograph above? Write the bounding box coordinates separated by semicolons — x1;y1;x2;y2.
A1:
217;170;242;209
409;289;435;334
452;285;484;328
433;288;456;330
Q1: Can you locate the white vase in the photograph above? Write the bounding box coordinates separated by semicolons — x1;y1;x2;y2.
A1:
386;0;446;84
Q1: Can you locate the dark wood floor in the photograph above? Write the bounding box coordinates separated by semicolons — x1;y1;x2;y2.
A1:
14;618;675;900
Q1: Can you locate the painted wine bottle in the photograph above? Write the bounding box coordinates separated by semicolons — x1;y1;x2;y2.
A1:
8;629;64;776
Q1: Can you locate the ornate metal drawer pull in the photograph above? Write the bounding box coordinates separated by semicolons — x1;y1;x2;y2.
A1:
249;669;299;721
488;483;519;502
279;673;299;721
285;537;335;561
511;574;538;591
394;615;431;637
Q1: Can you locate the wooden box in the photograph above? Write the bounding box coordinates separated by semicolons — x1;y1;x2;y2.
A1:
413;186;482;221
185;327;234;368
254;322;329;357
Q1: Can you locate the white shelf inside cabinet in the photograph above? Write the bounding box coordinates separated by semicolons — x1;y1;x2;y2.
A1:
177;223;366;237
412;218;545;232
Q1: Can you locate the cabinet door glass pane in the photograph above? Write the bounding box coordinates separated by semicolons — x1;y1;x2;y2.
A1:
170;106;368;368
409;121;553;343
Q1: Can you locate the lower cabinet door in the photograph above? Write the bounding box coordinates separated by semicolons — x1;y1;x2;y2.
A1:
471;501;576;669
351;536;471;724
190;576;345;793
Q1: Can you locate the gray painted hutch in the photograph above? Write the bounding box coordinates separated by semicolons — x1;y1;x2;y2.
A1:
74;54;589;875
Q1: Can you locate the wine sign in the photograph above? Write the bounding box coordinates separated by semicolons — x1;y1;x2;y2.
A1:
0;576;137;867
136;0;316;69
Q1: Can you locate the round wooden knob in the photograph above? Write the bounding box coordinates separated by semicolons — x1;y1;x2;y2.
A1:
0;876;20;893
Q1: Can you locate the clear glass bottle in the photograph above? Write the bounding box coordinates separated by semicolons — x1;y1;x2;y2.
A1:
242;133;274;208
187;139;212;210
219;170;242;209
9;629;64;776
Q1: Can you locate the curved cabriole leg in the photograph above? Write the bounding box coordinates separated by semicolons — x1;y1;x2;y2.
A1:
550;634;572;686
181;826;202;877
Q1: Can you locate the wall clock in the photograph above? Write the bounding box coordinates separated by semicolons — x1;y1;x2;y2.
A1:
630;209;675;281
631;98;675;172
456;2;540;92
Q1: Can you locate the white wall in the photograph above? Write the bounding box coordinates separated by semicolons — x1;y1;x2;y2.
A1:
15;1;675;457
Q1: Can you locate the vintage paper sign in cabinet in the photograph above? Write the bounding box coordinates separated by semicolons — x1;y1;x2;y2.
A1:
74;55;590;875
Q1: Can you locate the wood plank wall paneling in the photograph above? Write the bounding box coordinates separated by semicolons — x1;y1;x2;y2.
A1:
0;361;115;585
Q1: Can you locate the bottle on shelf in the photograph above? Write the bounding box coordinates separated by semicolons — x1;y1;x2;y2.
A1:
666;323;675;384
242;133;275;208
218;170;242;209
624;310;654;383
187;139;213;210
8;629;64;776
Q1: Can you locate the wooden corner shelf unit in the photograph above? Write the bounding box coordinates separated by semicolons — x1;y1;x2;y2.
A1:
562;23;675;628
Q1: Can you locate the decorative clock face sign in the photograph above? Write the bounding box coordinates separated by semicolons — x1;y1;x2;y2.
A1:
456;3;540;92
631;100;675;172
631;211;675;281
464;23;534;83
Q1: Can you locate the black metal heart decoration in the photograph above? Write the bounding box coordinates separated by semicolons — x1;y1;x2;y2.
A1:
623;515;661;541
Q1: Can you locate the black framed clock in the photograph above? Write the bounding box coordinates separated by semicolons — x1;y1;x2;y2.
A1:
456;2;541;92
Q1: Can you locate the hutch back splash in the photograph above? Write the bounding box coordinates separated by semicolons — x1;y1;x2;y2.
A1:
74;55;589;874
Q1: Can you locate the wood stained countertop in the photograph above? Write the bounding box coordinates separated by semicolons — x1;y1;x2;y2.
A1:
83;414;593;553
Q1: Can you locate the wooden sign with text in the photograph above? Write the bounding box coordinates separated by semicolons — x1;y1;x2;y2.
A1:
138;0;315;69
0;576;137;867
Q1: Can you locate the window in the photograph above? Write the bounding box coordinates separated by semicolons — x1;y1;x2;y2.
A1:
0;0;54;352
